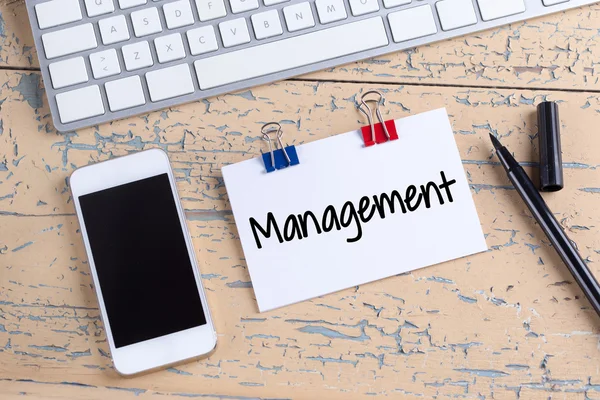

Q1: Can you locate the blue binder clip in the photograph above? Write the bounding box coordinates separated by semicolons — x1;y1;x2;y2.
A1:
261;122;299;173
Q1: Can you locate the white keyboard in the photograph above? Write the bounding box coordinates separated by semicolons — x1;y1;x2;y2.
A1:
26;0;599;132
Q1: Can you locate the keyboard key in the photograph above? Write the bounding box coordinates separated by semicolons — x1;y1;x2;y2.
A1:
283;2;315;32
48;56;88;89
187;26;219;55
56;85;105;124
163;0;195;29
543;0;569;4
436;0;477;31
348;0;379;16
194;17;388;89
99;15;130;45
35;0;82;29
264;0;288;5
155;33;186;63
90;49;121;79
382;0;409;8
219;18;251;47
105;76;146;111
146;64;195;102
388;5;437;42
84;0;115;17
131;7;163;37
195;0;227;21
230;0;259;13
42;23;97;59
476;0;525;21
315;0;347;24
119;0;147;9
251;10;283;39
122;41;154;71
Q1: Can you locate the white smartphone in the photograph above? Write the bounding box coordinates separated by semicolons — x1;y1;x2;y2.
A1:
70;149;217;376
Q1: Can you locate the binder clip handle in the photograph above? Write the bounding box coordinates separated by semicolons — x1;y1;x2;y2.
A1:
261;122;299;173
262;122;289;168
357;90;398;147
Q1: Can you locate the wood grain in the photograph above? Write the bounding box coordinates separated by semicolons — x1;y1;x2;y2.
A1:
3;1;600;398
1;65;600;399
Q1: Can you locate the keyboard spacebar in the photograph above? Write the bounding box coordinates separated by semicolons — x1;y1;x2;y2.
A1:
194;17;388;90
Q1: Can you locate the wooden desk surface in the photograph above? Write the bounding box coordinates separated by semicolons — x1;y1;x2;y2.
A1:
1;2;600;399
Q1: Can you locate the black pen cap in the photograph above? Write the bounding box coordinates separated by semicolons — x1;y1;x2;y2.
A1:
537;101;564;192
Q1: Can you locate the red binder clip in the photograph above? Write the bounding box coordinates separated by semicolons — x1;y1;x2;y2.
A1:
358;90;398;147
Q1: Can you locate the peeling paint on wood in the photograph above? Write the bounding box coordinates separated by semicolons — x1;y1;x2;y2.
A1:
1;3;600;399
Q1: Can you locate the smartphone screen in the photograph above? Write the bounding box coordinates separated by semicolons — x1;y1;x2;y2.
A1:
78;173;206;348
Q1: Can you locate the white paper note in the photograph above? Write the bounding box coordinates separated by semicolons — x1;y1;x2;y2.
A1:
222;108;487;312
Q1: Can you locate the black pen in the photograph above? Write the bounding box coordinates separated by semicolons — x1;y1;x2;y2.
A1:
490;134;600;317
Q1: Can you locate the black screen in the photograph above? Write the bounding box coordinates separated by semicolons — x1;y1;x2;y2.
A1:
79;174;206;348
